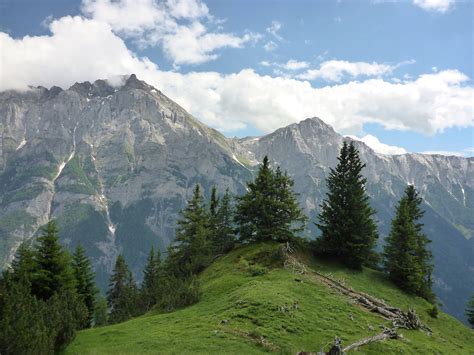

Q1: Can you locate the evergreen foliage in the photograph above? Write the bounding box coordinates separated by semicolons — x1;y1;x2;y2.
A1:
94;295;109;327
72;243;97;328
235;156;307;243
140;246;162;311
107;255;139;324
32;220;75;300
209;188;235;254
169;184;212;276
315;142;379;269
0;221;94;354
466;294;474;328
383;185;434;301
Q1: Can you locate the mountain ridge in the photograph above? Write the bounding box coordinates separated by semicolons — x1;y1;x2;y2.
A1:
0;75;472;322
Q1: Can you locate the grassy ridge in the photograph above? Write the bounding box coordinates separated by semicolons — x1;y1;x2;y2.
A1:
66;243;473;354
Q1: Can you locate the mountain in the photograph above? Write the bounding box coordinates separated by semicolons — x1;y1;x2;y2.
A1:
0;75;472;322
66;243;474;354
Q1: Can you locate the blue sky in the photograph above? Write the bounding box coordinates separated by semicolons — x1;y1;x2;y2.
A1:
0;0;472;156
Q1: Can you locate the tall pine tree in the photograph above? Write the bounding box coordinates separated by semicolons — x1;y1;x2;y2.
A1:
141;246;162;311
107;255;139;324
235;156;307;243
32;220;75;300
72;243;97;328
211;189;235;253
383;185;434;300
169;184;211;276
316;142;378;269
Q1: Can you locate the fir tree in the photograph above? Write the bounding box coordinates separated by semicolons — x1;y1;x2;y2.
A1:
94;295;109;326
10;242;36;282
0;278;53;354
466;294;474;328
235;156;307;243
72;243;97;328
107;255;139;324
141;246;162;311
32;220;75;300
212;189;235;253
169;184;211;276
316;142;378;269
383;185;434;300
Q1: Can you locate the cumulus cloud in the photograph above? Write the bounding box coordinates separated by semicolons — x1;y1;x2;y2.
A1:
296;60;411;82
81;0;257;65
0;15;472;137
260;59;310;71
347;135;408;155
413;0;455;13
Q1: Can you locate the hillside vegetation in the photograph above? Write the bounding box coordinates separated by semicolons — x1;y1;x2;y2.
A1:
66;243;473;354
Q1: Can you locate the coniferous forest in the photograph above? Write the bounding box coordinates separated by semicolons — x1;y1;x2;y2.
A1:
1;142;471;354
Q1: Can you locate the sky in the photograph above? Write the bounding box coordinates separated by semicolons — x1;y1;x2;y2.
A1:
0;0;473;156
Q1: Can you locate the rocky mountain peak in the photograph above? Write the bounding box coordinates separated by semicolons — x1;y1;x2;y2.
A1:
124;73;151;91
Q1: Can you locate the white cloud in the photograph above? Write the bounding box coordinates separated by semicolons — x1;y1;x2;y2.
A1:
347;134;407;155
0;16;472;137
259;59;309;71
263;40;277;52
422;151;466;157
297;60;402;82
281;60;310;71
0;16;158;91
81;0;256;65
413;0;455;13
266;20;283;41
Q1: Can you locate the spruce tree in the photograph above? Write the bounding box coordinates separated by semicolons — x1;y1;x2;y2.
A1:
466;294;474;328
170;184;211;276
383;185;434;300
94;295;109;326
212;189;235;253
316;142;378;269
72;243;97;328
10;242;36;282
32;220;75;300
235;156;307;243
141;246;162;311
107;255;139;324
0;278;53;354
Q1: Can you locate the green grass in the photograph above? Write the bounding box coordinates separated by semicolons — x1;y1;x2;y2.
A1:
66;243;473;354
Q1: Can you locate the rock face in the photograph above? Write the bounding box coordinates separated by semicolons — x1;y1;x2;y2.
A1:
0;75;472;322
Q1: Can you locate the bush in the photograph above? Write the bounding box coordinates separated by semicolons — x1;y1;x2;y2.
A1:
247;264;268;277
428;305;439;319
157;276;200;312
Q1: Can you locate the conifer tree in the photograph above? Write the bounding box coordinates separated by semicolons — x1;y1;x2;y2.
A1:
235;156;307;243
466;294;474;328
316;142;378;269
0;278;53;354
94;295;109;326
72;243;97;328
170;184;211;276
10;242;36;282
141;246;162;311
212;189;235;253
32;220;75;300
107;255;139;324
383;185;434;300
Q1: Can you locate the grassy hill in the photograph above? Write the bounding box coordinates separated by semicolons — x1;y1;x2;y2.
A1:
66;243;473;354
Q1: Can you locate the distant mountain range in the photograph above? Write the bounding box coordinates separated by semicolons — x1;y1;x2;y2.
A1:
1;74;472;322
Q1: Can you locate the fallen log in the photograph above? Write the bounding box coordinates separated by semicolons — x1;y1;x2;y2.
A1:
342;328;399;352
